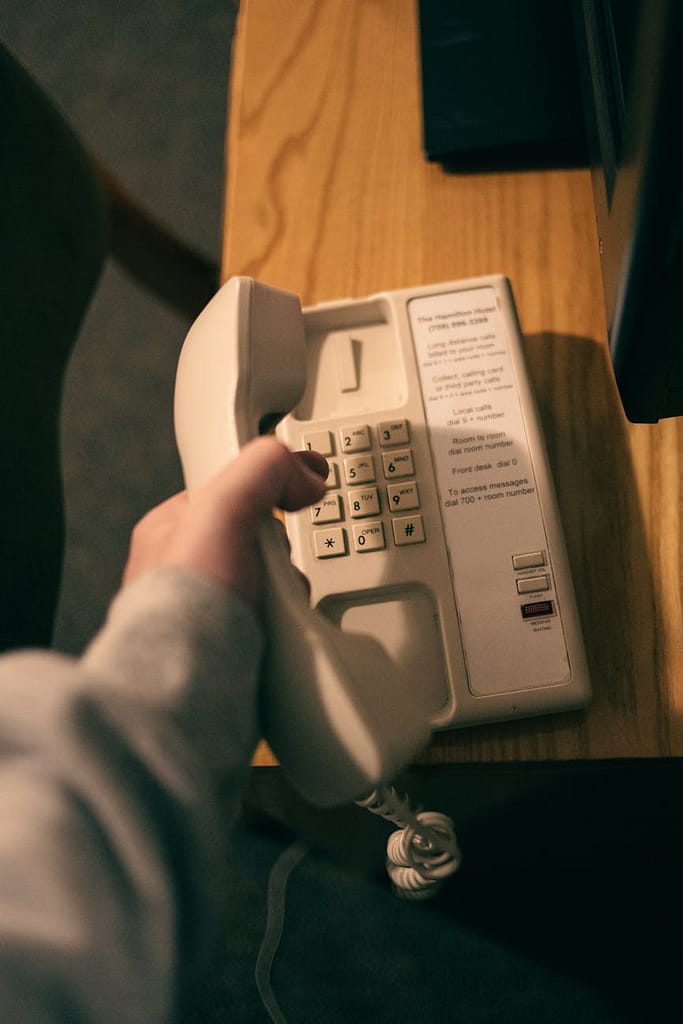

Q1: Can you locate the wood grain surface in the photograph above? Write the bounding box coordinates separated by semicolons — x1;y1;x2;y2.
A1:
224;0;682;765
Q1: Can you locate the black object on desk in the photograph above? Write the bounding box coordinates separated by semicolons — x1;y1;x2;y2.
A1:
417;0;586;168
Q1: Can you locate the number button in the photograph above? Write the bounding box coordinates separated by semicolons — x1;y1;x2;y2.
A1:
302;430;334;456
352;521;385;553
382;449;414;479
387;481;420;512
339;424;371;452
378;419;410;447
344;454;375;485
310;494;343;524
324;462;340;490
348;487;380;518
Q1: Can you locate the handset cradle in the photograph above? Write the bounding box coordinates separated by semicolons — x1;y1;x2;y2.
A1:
174;277;432;807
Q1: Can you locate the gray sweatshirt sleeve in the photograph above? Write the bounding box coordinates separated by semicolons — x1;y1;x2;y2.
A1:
0;566;264;1023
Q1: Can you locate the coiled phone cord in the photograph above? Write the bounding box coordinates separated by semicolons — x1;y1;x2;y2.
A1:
356;786;462;899
255;788;461;1022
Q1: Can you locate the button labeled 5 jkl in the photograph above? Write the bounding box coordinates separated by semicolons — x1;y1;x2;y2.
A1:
344;454;375;485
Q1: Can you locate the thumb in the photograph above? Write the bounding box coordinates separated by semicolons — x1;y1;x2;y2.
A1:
199;437;328;527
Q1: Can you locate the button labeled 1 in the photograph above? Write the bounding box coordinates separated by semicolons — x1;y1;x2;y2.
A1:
378;419;410;447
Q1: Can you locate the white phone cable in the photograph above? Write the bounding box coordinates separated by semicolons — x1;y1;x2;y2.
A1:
356;786;462;899
255;788;461;1022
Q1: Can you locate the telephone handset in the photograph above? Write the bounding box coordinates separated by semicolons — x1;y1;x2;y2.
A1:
174;277;432;808
174;275;591;808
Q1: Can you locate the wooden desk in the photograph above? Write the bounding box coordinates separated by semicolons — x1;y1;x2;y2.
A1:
224;0;682;776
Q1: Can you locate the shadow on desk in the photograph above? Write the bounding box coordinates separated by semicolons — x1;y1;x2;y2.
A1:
424;329;675;764
523;330;670;736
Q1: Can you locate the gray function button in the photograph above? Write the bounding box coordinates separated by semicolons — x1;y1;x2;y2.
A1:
512;550;546;571
516;575;550;594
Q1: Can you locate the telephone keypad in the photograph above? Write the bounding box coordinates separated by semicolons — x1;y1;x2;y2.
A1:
312;419;425;557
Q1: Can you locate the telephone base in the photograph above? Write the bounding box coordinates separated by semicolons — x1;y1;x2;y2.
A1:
277;276;591;733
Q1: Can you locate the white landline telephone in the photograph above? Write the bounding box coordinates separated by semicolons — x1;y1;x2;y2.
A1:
174;275;590;811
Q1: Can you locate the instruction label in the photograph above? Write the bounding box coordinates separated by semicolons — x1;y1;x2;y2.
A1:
409;286;536;512
408;286;569;695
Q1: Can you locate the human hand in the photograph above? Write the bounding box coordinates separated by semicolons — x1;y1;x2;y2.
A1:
122;437;328;607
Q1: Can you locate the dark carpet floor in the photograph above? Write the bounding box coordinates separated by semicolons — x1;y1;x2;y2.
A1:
1;0;235;654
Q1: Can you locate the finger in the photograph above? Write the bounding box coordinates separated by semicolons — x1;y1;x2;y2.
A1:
135;489;188;522
293;448;329;482
201;437;327;523
279;448;330;511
